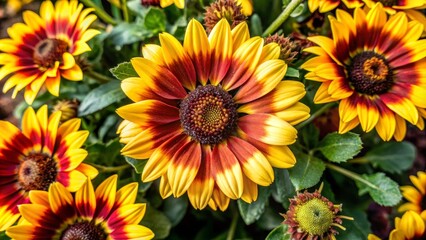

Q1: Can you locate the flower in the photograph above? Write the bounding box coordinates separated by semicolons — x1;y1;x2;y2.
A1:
308;0;363;13
6;175;155;240
282;185;353;240
158;0;184;9
264;33;298;64
0;0;99;104
4;0;33;16
117;18;309;211
52;99;79;122
362;0;426;15
399;171;426;220
389;211;425;240
204;0;247;34
0;105;98;231
236;0;253;16
301;3;426;141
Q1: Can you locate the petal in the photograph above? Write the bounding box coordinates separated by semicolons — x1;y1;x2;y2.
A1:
160;33;196;90
94;175;117;220
184;19;211;85
227;136;274;186
357;98;379;132
142;44;165;66
108;204;146;228
231;22;250;50
141;134;189;182
187;145;214;210
238;114;297;145
75;177;96;218
168;141;201;197
109;224;154;240
382;94;419;125
116;100;180;128
129;58;187;99
222;37;264;91
208;18;232;85
234;59;287;103
48;182;76;221
211;142;243;199
120;122;182;159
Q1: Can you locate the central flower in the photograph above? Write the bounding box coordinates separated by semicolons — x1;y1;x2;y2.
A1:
117;18;309;211
180;85;237;144
348;51;393;95
18;153;57;191
302;3;426;141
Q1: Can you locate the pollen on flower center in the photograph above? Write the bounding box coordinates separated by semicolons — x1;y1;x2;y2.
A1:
18;153;57;191
348;51;393;95
179;84;238;145
60;221;106;240
33;38;69;69
295;198;334;235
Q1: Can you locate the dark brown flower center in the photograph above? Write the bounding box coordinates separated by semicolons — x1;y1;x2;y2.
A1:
379;0;397;7
179;85;238;145
60;221;106;240
18;153;57;191
33;38;69;69
348;51;393;95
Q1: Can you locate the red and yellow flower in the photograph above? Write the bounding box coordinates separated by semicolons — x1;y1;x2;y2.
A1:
0;105;97;230
302;3;426;141
6;175;154;240
117;18;309;211
0;0;99;104
399;171;426;220
308;0;363;13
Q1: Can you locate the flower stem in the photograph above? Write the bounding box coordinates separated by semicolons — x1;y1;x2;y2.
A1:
121;0;130;22
296;102;336;130
226;210;239;240
347;157;369;164
90;163;131;172
262;0;305;37
326;163;379;190
85;70;115;83
80;0;117;25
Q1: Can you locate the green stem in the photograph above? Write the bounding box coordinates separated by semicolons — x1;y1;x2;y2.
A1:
326;163;379;190
226;210;239;240
91;163;131;173
262;0;305;37
121;0;130;22
80;0;117;25
85;70;115;83
296;102;336;130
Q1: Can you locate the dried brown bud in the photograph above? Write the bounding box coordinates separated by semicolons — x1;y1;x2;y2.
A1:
204;0;247;34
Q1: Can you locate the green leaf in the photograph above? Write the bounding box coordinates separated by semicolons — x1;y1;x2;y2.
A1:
317;132;362;163
125;156;148;174
107;22;153;47
265;224;291;240
144;7;166;32
250;14;263;36
78;80;126;116
338;208;371;240
238;186;272;225
140;207;172;239
364;141;416;174
272;169;295;208
285;67;299;78
288;151;325;190
163;197;188;227
109;62;138;81
355;172;402;206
